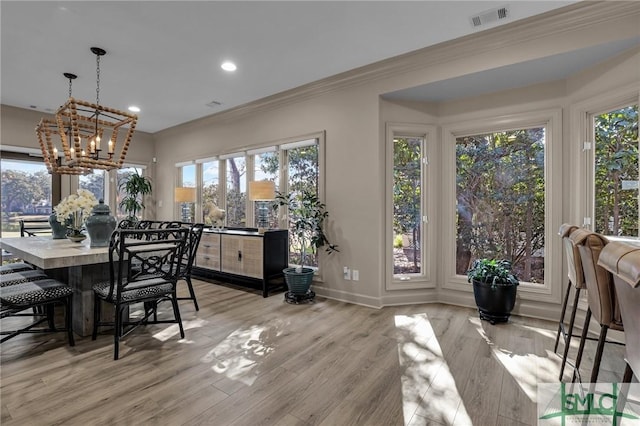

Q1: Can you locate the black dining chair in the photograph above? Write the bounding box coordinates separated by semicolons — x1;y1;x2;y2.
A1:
175;223;204;311
91;227;189;360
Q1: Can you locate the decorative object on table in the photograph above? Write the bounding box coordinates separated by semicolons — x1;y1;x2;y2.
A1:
118;169;152;221
204;203;226;231
48;212;68;239
53;188;98;243
175;187;196;223
274;189;339;303
85;199;117;247
467;258;519;324
249;180;276;234
39;47;138;175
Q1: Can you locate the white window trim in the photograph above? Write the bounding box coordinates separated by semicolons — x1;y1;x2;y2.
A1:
385;122;437;291
441;108;563;304
569;84;640;232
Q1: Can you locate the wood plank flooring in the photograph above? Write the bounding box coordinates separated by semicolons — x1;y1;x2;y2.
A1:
0;279;629;425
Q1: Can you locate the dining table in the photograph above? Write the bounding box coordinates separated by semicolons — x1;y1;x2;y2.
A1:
1;236;111;336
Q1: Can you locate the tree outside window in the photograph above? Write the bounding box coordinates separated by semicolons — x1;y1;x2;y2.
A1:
456;127;546;284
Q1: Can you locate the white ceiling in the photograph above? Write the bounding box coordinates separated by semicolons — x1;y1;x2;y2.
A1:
1;1;581;134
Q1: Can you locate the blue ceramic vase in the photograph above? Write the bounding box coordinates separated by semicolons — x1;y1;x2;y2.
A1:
49;212;67;239
85;199;117;248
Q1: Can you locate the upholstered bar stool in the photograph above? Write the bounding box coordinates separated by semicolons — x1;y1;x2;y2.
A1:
598;241;640;382
555;224;587;380
569;229;624;383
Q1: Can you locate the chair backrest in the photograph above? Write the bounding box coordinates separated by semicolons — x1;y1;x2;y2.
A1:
180;223;204;278
598;242;640;379
559;223;585;289
105;227;189;302
19;219;51;237
569;229;621;327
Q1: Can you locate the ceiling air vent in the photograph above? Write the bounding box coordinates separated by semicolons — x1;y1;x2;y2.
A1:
470;5;510;28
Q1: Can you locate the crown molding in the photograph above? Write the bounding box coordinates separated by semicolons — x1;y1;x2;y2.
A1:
163;1;640;132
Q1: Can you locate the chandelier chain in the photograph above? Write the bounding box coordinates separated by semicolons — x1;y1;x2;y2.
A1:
96;54;101;106
68;76;73;98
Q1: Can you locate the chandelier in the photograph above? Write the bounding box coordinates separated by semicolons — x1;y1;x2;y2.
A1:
38;47;138;175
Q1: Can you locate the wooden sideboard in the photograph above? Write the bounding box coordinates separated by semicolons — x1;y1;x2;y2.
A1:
193;228;288;297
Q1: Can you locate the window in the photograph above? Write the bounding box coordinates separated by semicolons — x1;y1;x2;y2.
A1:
183;132;324;268
1;157;52;237
456;127;546;284
225;156;246;227
79;169;106;202
392;136;424;275
591;103;639;236
201;159;220;226
386;124;434;289
179;164;196;223
253;151;279;229
284;140;319;266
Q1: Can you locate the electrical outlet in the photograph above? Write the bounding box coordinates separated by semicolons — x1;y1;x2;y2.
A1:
352;270;359;281
343;266;351;280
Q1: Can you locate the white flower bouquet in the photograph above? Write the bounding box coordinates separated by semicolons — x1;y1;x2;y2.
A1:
54;189;98;235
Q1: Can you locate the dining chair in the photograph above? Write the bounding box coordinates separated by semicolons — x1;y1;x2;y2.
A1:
598;242;640;383
1;276;74;345
569;229;624;383
91;227;189;360
175;223;204;311
554;224;586;380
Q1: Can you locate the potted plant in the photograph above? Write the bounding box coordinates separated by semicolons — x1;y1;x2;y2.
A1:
118;170;152;221
467;258;519;324
274;190;339;301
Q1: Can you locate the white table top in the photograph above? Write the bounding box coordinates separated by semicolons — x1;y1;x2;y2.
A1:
0;236;109;270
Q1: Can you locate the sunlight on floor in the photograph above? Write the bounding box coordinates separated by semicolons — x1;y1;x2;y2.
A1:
152;318;208;342
395;314;472;426
470;317;554;401
200;321;285;386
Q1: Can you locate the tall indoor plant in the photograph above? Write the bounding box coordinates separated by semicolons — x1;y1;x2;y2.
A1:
467;258;519;324
275;190;338;301
118;170;152;221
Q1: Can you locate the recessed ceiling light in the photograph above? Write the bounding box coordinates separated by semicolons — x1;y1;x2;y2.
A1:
128;106;141;113
221;61;237;72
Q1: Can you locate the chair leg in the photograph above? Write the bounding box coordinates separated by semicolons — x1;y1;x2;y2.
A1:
185;277;199;311
46;304;56;331
559;288;582;380
65;296;75;346
590;325;609;383
170;295;185;339
572;308;592;383
92;295;101;340
554;280;573;352
114;305;123;361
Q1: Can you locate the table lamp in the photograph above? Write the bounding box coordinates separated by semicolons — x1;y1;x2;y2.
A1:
175;187;196;222
249;180;275;234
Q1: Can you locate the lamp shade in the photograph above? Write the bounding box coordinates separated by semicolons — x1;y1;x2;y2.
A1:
249;180;276;201
175;187;196;203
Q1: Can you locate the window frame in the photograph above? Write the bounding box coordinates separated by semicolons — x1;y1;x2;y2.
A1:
441;109;562;304
385;123;437;290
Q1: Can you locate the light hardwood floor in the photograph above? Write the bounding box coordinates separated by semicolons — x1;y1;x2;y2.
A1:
0;279;629;426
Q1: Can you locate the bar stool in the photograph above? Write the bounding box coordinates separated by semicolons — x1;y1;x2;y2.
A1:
598;242;640;382
570;229;624;383
554;224;586;380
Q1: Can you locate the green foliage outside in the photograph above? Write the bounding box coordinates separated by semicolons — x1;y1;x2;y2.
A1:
594;105;639;236
393;138;422;274
261;145;320;266
456;128;545;283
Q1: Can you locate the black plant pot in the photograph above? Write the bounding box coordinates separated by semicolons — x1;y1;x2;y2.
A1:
472;279;517;324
